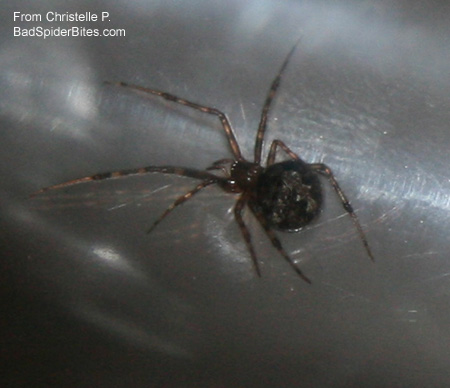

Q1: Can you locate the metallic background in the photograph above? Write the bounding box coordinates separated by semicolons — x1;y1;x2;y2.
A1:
2;0;450;386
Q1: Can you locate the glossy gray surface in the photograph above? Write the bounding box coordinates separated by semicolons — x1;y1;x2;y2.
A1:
2;0;450;386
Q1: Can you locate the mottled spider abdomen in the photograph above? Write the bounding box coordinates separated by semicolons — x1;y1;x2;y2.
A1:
255;160;322;232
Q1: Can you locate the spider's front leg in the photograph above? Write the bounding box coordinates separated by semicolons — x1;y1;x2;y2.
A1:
31;166;220;197
105;82;244;161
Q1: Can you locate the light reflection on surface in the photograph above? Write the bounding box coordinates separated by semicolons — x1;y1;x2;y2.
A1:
92;245;148;281
76;304;192;358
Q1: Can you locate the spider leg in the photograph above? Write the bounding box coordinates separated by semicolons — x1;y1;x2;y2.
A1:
310;163;375;262
206;158;234;176
206;165;228;176
234;195;261;277
248;203;312;284
206;158;235;169
31;166;221;197
147;180;216;234
266;139;300;165
105;82;243;160
254;38;302;165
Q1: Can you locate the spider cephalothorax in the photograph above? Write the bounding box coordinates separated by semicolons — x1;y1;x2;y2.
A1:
33;41;374;283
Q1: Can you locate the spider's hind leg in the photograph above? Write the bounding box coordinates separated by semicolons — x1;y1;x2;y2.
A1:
266;139;300;165
310;163;374;262
248;203;312;284
234;195;261;277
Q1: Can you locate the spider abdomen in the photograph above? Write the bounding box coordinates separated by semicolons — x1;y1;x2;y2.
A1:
255;160;322;232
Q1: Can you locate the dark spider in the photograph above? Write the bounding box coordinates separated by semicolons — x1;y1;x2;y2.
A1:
33;42;374;283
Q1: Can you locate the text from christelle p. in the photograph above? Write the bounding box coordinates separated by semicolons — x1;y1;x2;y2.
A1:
13;11;126;39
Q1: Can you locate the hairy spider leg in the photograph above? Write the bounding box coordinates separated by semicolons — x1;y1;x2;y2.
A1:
147;179;216;234
206;165;228;176
254;39;302;165
105;82;243;161
207;158;235;169
248;202;312;283
206;158;235;176
266;139;300;165
31;166;220;197
234;194;261;277
310;163;375;261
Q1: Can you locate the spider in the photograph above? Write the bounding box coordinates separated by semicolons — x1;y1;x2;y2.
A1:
33;41;374;283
